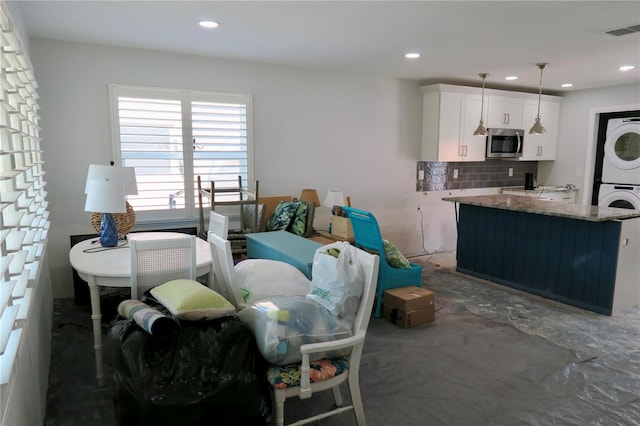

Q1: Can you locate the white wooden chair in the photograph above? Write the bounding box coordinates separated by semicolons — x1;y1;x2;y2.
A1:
207;231;244;308
267;247;380;426
129;235;197;299
208;211;229;239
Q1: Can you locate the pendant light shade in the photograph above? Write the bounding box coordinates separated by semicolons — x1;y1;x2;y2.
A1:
529;63;548;135
473;73;489;136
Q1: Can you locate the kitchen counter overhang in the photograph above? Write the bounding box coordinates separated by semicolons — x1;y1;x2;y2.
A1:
442;194;640;222
442;194;640;315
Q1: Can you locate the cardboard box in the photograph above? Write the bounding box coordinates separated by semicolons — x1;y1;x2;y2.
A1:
383;286;435;311
330;216;354;240
382;286;435;328
383;305;435;328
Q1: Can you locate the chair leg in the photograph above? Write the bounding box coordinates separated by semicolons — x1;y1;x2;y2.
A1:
348;374;366;425
331;385;344;407
273;389;286;426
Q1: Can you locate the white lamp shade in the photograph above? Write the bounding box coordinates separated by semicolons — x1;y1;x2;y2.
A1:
84;179;127;213
323;190;345;208
84;164;138;195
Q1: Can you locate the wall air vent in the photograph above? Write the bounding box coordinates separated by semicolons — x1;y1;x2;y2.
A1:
606;24;640;36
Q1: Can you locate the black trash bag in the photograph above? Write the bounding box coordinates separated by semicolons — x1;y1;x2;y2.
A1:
109;297;271;426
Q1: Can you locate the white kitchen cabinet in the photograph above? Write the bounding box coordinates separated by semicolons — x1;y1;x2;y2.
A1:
421;84;562;163
461;94;489;161
421;87;486;162
486;96;523;129
520;99;561;161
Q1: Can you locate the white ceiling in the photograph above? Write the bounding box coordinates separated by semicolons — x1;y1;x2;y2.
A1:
11;0;640;94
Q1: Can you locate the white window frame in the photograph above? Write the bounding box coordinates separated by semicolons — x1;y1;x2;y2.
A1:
108;84;254;224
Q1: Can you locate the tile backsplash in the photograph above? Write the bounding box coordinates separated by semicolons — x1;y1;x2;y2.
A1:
416;160;538;191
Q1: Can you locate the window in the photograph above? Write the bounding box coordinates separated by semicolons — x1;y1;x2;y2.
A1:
109;85;253;222
1;2;49;385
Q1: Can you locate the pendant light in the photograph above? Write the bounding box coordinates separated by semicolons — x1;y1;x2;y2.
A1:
473;73;489;136
529;63;548;134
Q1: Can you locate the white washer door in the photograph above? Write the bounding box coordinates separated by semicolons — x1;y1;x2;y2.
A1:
604;121;640;170
598;189;640;210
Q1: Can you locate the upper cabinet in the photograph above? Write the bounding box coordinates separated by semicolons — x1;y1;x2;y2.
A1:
462;94;489;161
520;99;561;161
421;84;562;162
486;96;522;129
421;87;486;162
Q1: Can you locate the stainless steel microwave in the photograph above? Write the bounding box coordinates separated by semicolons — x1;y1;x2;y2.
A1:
486;128;524;158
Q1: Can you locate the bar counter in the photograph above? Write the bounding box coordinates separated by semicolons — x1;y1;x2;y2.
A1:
442;194;640;222
442;195;640;315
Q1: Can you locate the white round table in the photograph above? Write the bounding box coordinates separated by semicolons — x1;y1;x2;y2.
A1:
69;232;213;387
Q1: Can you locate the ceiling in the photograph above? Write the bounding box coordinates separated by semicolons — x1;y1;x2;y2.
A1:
11;0;640;94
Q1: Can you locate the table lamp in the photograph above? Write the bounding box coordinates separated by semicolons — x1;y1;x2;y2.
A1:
299;189;321;206
84;164;138;247
84;179;127;247
323;190;345;210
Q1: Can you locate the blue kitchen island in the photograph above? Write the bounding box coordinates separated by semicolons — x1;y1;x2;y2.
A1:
442;194;640;315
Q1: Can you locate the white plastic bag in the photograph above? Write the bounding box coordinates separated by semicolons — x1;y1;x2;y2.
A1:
307;241;363;320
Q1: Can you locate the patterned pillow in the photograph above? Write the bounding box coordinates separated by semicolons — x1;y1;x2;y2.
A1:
266;201;300;231
289;202;308;236
267;357;349;389
383;240;412;269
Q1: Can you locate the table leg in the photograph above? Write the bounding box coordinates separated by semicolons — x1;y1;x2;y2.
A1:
88;276;104;387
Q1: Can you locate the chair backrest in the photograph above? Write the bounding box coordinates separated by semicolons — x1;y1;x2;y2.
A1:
130;235;197;299
208;232;244;308
352;247;380;334
341;206;385;254
208;211;229;239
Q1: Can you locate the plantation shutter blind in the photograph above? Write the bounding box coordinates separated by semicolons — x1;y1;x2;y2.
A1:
116;95;184;211
110;85;252;221
1;1;50;384
191;99;249;205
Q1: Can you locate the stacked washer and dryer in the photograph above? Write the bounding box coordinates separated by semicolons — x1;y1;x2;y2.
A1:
598;117;640;210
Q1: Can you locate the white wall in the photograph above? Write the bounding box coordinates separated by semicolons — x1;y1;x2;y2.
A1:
537;83;640;203
30;38;425;298
30;38;640;299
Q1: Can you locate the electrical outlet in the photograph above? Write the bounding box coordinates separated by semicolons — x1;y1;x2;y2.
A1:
508;168;513;177
453;169;459;179
418;170;424;180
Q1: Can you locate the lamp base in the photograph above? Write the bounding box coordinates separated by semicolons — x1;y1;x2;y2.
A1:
99;213;119;247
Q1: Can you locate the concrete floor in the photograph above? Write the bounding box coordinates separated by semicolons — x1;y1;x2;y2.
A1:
45;253;640;425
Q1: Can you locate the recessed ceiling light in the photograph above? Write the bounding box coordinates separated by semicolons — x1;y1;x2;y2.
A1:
405;53;420;59
561;83;573;88
505;76;518;81
619;65;635;71
199;20;220;29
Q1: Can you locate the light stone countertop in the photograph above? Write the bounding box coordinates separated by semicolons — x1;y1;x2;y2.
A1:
502;185;577;193
442;194;640;222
